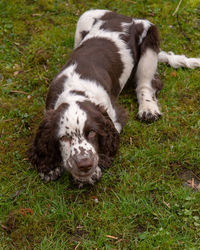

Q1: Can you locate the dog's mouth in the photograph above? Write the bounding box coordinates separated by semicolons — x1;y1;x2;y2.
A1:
64;154;101;186
73;167;96;178
72;166;102;187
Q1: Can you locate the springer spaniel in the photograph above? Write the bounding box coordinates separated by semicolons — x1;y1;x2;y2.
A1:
29;9;200;187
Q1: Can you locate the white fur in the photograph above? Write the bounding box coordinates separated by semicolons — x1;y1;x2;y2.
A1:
55;63;122;133
158;51;200;69
136;48;161;118
58;101;87;137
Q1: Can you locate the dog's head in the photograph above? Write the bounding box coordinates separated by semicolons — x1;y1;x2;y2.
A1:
29;101;120;186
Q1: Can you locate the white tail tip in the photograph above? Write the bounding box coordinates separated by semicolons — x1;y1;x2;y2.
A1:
158;51;200;69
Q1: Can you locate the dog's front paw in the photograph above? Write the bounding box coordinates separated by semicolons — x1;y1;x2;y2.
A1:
40;167;64;182
137;103;161;122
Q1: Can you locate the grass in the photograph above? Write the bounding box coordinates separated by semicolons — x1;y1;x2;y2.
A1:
0;0;200;248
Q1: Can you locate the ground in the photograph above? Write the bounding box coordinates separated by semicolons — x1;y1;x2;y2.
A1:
0;0;200;249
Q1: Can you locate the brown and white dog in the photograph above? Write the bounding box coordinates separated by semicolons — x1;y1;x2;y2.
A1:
29;9;200;187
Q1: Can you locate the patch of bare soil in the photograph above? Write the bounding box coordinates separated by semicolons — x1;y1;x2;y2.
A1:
180;170;200;191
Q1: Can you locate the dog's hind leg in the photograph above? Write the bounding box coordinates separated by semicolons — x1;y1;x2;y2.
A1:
136;25;163;122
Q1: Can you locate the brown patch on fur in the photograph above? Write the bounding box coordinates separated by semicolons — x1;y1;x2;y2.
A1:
112;99;129;128
140;24;160;55
28;103;68;174
122;22;144;64
70;90;87;97
100;12;132;32
67;38;123;97
81;31;89;40
46;75;67;110
60;135;71;143
93;18;97;25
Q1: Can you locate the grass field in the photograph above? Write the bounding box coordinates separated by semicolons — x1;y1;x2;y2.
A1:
0;0;200;249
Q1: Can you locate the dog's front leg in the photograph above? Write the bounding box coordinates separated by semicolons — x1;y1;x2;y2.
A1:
136;47;163;122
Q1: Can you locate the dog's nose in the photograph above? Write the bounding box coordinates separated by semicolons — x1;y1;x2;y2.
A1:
76;157;94;172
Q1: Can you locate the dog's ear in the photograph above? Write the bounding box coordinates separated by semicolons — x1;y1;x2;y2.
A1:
97;108;120;169
28;104;68;175
28;109;62;174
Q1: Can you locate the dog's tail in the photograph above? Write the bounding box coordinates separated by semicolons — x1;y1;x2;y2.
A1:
158;51;200;69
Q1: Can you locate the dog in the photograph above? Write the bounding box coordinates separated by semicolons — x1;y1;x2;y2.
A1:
29;9;200;187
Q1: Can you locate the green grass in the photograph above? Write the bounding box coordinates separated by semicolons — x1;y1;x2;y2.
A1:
0;0;200;248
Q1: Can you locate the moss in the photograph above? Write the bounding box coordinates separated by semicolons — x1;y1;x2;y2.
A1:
2;211;55;248
38;0;55;11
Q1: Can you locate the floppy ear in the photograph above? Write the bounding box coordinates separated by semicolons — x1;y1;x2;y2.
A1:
98;109;120;169
28;109;62;175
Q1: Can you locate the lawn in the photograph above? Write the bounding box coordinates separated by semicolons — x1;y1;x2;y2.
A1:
0;0;200;249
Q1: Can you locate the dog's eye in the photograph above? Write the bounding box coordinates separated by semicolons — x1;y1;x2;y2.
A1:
87;130;97;140
60;135;71;142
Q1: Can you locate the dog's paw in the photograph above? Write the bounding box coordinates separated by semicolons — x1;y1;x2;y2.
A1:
40;167;64;182
137;103;161;122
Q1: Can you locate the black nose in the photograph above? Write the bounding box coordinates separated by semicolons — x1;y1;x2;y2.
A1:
76;157;94;172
